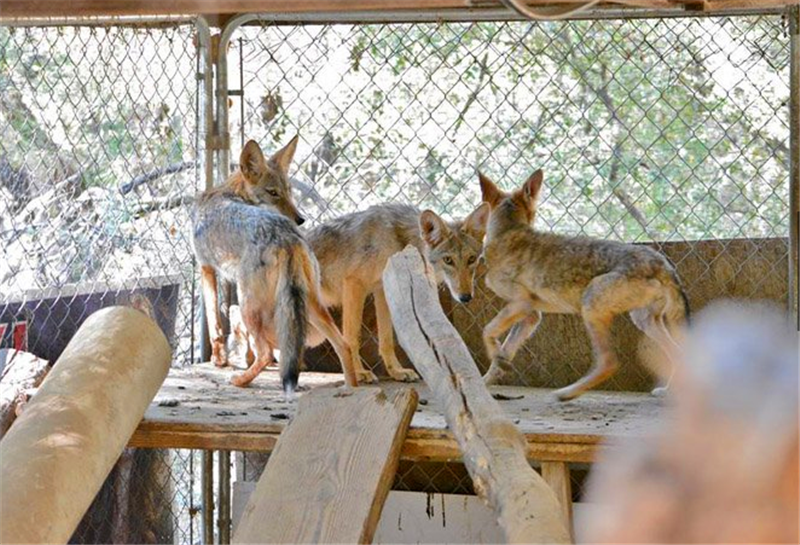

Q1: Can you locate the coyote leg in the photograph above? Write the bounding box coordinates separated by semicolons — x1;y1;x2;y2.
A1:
373;287;419;382
201;265;227;366
307;292;359;387
342;278;379;384
482;300;536;385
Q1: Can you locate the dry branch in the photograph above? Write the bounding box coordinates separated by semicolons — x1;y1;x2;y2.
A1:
119;161;195;195
0;349;49;438
382;246;570;544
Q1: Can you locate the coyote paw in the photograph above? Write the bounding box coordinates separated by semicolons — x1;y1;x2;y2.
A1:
230;372;255;388
355;369;379;385
650;386;669;397
483;358;512;385
553;385;582;402
387;367;420;383
211;337;228;367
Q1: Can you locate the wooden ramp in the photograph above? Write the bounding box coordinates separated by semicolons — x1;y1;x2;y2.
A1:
233;386;418;544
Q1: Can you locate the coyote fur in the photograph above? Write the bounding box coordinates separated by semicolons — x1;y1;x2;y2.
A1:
305;202;490;383
478;168;689;401
192;136;357;393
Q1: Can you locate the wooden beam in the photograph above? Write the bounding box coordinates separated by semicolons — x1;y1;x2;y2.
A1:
383;246;570;544
541;461;574;540
0;307;171;545
0;0;786;19
233;386;418;544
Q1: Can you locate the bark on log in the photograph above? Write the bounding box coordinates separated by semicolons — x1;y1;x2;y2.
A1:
0;306;172;545
382;246;570;544
0;349;49;438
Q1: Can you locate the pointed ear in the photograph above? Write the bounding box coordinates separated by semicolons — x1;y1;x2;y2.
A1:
478;171;503;207
240;140;266;183
419;210;451;248
521;169;543;203
462;202;490;241
269;134;299;175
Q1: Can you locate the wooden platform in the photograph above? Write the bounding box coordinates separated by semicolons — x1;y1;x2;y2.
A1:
129;364;666;463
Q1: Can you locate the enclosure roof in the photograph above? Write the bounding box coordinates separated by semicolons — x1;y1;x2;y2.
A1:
0;0;793;22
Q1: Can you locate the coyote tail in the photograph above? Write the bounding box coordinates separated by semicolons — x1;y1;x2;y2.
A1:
276;247;308;396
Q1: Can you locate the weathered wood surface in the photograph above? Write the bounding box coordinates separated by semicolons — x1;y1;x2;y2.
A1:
233;386;418;544
0;349;49;438
541;461;574;540
0;0;790;18
382;246;570;544
0;307;172;545
129;363;664;462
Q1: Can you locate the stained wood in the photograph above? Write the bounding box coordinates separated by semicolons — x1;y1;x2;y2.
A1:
382;246;570;544
0;0;787;18
541;461;574;540
128;363;664;461
0;349;49;438
233;386;418;544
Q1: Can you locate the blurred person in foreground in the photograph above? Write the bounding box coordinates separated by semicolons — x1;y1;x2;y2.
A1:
583;300;798;543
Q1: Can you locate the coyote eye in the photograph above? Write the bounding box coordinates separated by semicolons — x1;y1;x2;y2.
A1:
266;189;279;197
443;256;454;266
468;255;477;265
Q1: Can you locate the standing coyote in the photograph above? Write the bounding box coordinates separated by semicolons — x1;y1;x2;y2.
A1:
192;136;357;393
478;169;688;401
305;202;490;383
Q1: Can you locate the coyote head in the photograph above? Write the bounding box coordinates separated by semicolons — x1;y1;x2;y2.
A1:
238;135;305;225
419;203;490;303
478;168;543;227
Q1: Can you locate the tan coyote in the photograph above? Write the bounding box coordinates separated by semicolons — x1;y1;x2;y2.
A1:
478;168;689;400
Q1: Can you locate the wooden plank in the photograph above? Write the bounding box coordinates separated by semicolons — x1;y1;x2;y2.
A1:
233;386;418;544
383;246;570;544
541;462;574;540
140;364;663;440
0;0;787;18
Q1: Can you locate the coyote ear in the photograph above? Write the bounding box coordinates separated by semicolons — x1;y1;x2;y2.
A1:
463;202;491;241
240;140;266;183
478;171;503;207
269;134;299;176
420;210;451;248
521;169;543;202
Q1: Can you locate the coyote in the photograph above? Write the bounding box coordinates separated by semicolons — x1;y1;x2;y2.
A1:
192;136;357;393
305;202;490;383
478;169;689;401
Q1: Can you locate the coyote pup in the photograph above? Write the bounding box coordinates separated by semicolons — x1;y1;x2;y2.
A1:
307;202;490;382
478;169;688;401
192;137;357;393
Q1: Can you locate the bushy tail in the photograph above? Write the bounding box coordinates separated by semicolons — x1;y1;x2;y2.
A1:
275;247;308;396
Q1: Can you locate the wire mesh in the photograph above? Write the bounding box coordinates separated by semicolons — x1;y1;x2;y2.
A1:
0;20;206;545
0;21;202;365
226;15;791;393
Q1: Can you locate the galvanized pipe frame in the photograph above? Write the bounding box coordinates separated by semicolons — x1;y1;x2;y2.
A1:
790;4;799;331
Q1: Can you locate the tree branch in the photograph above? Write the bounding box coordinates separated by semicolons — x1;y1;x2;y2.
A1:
119;161;195;195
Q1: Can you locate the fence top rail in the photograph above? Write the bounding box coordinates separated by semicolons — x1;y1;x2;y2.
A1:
0;0;793;23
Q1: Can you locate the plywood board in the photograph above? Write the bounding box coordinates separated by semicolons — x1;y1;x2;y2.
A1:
129;363;666;462
233;386;418;544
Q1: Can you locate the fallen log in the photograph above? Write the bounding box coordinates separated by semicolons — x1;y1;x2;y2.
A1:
0;349;49;438
383;246;570;544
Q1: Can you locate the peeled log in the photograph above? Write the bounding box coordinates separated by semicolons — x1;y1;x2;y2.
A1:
383;247;570;544
0;306;172;545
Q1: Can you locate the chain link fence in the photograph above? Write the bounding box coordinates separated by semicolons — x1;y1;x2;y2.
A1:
222;13;792;499
225;14;791;392
0;10;794;540
0;19;207;544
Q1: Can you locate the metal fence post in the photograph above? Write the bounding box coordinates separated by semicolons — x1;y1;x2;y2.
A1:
790;4;799;330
